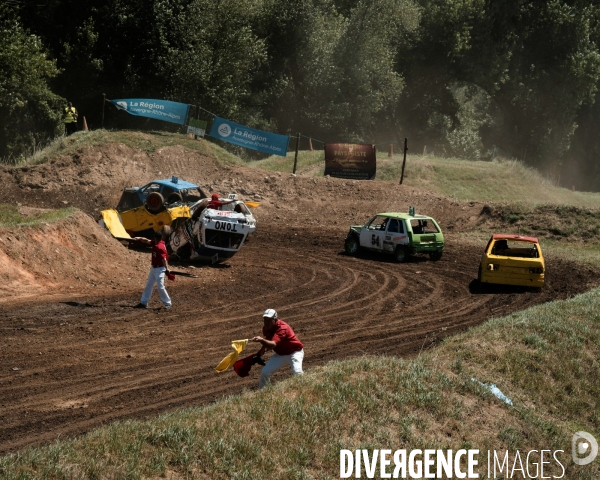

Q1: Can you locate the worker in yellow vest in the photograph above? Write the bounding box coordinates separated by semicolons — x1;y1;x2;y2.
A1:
64;102;78;135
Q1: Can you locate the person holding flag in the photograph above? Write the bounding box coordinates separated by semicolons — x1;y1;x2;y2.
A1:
250;309;304;389
133;227;172;310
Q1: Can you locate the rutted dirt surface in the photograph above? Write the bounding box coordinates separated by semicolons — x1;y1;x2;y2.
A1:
0;136;598;454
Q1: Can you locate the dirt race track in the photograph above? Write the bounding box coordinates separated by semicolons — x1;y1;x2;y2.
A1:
0;137;598;454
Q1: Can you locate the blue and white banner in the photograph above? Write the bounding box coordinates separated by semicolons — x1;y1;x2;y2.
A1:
109;98;189;125
209;116;290;156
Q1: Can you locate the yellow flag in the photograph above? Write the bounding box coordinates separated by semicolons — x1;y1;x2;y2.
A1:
215;339;248;373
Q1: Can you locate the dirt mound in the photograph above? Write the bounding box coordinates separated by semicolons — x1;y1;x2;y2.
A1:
0;137;483;232
0;212;148;302
0;142;224;215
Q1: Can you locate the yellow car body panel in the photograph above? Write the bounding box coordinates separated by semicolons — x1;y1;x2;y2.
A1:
479;235;545;288
101;209;132;238
101;205;191;238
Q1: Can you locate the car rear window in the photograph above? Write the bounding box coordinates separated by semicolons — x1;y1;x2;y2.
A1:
492;240;540;258
410;219;439;234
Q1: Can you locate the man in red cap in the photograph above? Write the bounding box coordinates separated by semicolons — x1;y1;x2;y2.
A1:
250;309;304;389
207;193;235;210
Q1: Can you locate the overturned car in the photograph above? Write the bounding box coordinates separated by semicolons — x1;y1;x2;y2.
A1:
100;177;257;263
166;196;256;262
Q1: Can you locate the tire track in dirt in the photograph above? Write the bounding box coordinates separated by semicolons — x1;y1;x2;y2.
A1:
0;226;598;454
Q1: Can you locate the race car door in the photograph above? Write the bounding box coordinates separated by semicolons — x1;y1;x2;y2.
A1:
360;215;387;251
383;218;408;252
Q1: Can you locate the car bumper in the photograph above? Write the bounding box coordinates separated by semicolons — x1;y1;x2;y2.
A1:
480;272;545;287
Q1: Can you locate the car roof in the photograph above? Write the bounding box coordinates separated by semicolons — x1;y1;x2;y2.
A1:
376;212;435;221
491;234;539;243
147;179;199;190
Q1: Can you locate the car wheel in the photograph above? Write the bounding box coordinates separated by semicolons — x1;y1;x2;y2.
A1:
476;266;486;293
344;235;360;255
394;246;408;263
167;192;183;205
145;192;164;213
429;250;443;261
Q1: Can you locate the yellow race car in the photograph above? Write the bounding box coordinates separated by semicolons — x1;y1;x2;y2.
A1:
478;234;545;289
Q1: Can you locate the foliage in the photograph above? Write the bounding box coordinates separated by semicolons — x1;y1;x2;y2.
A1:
6;0;600;190
0;6;64;161
157;0;268;121
258;0;419;142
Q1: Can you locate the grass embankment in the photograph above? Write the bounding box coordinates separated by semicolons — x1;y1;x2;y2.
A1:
461;203;600;267
6;130;244;169
0;204;76;228
13;130;600;208
1;289;598;479
254;150;600;208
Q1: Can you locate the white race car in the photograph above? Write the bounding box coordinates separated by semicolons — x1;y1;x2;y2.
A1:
167;194;256;262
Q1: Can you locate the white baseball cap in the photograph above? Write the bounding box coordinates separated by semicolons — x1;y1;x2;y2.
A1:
263;309;278;319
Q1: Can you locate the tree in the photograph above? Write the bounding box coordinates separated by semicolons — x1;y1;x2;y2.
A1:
0;7;63;161
257;0;420;142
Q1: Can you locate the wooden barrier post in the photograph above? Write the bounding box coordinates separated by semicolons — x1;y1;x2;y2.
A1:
293;132;300;174
399;138;408;184
102;93;106;129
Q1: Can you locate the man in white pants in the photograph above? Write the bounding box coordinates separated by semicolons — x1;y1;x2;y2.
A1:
251;309;304;389
133;228;172;310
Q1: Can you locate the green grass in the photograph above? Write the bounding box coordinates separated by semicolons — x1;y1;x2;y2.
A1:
251;149;326;174
1;288;598;479
6;130;244;169
251;151;600;208
393;155;600;207
0;204;76;228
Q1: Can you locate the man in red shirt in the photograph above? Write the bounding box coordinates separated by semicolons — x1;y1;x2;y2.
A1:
133;228;172;309
251;309;304;389
207;193;235;210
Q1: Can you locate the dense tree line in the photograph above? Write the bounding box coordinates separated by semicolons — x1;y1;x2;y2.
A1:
3;0;600;190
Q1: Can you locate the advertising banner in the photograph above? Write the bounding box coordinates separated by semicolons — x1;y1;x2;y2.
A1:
187;118;207;137
324;143;376;180
109;98;190;125
209;116;290;156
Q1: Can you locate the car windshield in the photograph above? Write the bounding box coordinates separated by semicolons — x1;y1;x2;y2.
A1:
139;183;161;195
491;240;540;258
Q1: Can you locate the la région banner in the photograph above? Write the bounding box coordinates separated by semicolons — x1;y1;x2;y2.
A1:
209;116;290;157
109;98;190;125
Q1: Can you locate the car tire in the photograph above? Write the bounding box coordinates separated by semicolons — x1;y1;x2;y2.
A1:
429;250;443;261
167;192;183;205
394;246;408;263
344;235;360;255
476;266;486;293
146;192;164;213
